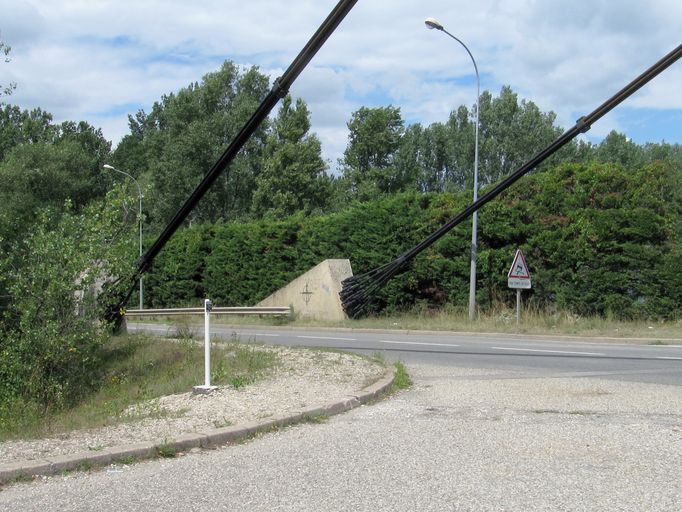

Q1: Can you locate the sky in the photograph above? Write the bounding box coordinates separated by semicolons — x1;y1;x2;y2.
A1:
2;0;681;172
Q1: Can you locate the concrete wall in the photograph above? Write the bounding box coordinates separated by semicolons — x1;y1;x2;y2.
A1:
257;259;352;321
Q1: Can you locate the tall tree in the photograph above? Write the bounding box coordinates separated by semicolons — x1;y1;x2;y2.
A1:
0;36;16;98
251;96;331;219
477;85;563;185
393;86;566;196
340;106;405;200
114;61;271;228
0;105;55;160
409;106;474;193
594;130;645;169
0;111;112;253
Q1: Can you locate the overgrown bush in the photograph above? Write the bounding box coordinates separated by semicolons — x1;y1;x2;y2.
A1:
0;189;136;425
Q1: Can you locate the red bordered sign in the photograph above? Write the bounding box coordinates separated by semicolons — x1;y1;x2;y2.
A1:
508;249;531;289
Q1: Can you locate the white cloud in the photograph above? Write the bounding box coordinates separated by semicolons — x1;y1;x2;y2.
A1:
2;0;680;172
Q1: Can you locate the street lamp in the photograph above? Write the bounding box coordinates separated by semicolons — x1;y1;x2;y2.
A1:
425;17;480;321
103;164;144;310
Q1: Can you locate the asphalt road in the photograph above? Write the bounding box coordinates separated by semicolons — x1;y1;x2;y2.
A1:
128;322;682;386
3;323;681;510
3;361;681;510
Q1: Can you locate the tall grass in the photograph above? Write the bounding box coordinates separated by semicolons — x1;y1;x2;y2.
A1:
338;304;682;339
132;304;682;340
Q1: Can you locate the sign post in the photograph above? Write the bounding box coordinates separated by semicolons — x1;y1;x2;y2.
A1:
507;249;531;325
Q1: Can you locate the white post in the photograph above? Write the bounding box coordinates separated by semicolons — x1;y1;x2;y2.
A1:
516;290;521;325
194;299;217;393
204;299;211;386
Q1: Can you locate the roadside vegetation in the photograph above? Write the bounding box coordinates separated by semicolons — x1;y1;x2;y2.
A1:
2;51;681;442
0;333;278;442
135;305;682;342
392;362;413;390
322;306;682;341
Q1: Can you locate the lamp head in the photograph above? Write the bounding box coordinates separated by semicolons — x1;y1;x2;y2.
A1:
103;164;115;170
425;17;444;30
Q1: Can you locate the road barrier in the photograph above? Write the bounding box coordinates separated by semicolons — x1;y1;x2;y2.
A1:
124;301;290;394
123;306;291;317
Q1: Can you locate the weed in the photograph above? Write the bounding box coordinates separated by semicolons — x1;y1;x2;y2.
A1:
173;316;197;339
116;456;140;466
392;361;412;390
302;414;329;424
157;440;177;458
4;473;35;488
229;375;252;389
72;461;95;473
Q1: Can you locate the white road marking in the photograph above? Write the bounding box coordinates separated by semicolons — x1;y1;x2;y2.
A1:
379;340;460;348
656;356;682;361
236;332;280;337
297;335;357;341
492;346;605;356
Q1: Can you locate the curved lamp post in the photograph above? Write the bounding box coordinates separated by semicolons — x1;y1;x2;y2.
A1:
103;164;144;310
425;17;480;321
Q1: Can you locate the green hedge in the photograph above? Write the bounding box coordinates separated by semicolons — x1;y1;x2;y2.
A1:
145;161;682;319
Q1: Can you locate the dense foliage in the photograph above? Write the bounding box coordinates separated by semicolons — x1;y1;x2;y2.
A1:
144;161;682;319
0;190;137;427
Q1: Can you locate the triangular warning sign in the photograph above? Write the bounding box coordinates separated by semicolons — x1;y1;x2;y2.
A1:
508;249;531;279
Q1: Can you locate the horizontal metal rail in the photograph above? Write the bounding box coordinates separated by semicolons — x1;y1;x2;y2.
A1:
124;306;291;317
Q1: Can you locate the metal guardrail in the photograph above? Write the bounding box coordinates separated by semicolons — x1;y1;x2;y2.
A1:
124;306;291;317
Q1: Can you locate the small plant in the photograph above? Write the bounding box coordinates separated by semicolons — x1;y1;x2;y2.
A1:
116;456;140;466
393;361;412;390
157;441;177;458
174;316;197;340
75;461;95;472
229;375;252;389
303;414;329;424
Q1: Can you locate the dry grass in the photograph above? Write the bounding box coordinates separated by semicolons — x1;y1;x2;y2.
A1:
334;306;682;341
131;304;682;342
0;334;279;441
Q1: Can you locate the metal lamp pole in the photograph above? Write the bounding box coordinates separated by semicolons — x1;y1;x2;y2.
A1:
103;164;144;310
425;17;480;321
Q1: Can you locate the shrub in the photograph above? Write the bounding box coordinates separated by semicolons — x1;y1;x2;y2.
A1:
0;189;136;421
143;162;682;319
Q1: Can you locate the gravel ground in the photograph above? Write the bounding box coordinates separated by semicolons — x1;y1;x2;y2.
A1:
1;364;681;511
0;345;385;464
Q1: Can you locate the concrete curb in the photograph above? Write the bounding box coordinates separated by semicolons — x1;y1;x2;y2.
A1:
0;366;396;484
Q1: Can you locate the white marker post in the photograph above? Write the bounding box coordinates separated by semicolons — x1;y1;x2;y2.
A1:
507;249;532;325
193;299;218;394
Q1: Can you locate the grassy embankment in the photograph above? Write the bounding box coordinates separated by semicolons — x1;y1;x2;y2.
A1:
0;333;278;442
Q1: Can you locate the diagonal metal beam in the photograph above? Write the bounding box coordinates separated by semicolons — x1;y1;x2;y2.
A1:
105;0;358;322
